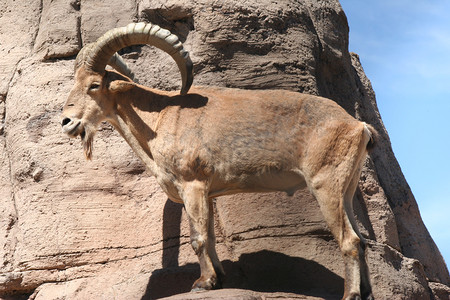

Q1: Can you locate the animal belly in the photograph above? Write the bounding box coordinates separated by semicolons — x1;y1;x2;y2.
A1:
209;171;307;197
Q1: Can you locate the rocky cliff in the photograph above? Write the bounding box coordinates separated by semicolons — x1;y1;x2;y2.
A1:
0;0;449;299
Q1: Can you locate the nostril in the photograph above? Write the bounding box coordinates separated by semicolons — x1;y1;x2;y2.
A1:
61;118;71;126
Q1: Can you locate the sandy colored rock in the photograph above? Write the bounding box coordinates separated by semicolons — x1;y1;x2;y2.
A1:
0;0;448;299
33;0;81;60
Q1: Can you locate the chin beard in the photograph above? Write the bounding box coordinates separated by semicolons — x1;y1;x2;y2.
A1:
81;124;96;160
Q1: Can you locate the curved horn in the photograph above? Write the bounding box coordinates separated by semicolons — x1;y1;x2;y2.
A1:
75;47;135;81
79;22;193;95
108;53;135;81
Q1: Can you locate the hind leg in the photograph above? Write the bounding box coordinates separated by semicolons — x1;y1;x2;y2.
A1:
304;122;374;299
312;186;364;300
309;165;372;300
343;164;373;299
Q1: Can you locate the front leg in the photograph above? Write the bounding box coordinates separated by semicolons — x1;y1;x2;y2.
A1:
181;180;218;291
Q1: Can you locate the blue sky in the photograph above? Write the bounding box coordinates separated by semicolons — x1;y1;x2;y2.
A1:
339;1;450;268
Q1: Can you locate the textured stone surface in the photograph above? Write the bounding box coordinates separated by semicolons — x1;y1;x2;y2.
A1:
33;0;81;60
0;0;448;299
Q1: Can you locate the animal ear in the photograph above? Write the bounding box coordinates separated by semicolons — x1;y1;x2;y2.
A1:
108;80;135;93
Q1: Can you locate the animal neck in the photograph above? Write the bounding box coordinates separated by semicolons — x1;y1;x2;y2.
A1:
109;89;160;174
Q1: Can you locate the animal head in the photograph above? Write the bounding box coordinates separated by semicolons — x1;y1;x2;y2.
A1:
61;22;193;159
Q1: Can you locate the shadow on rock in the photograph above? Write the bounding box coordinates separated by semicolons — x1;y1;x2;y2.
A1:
142;263;201;300
142;250;343;299
161;200;184;269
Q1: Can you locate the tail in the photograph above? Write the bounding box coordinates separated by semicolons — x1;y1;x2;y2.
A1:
363;123;378;152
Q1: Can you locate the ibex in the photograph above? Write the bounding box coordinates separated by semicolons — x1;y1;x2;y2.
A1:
61;23;375;300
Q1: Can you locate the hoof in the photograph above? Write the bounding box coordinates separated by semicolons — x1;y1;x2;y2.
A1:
191;276;218;292
343;293;362;300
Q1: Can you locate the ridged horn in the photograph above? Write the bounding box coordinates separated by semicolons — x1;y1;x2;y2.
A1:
108;53;135;81
78;22;193;95
75;46;135;80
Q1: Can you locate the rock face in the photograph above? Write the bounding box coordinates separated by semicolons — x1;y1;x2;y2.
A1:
0;0;449;299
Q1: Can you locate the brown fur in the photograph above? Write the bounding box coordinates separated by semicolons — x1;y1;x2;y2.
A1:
61;68;375;300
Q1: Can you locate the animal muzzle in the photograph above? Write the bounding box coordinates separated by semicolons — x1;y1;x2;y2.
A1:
61;117;85;139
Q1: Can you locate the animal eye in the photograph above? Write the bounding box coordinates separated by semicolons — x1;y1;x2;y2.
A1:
89;83;101;91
